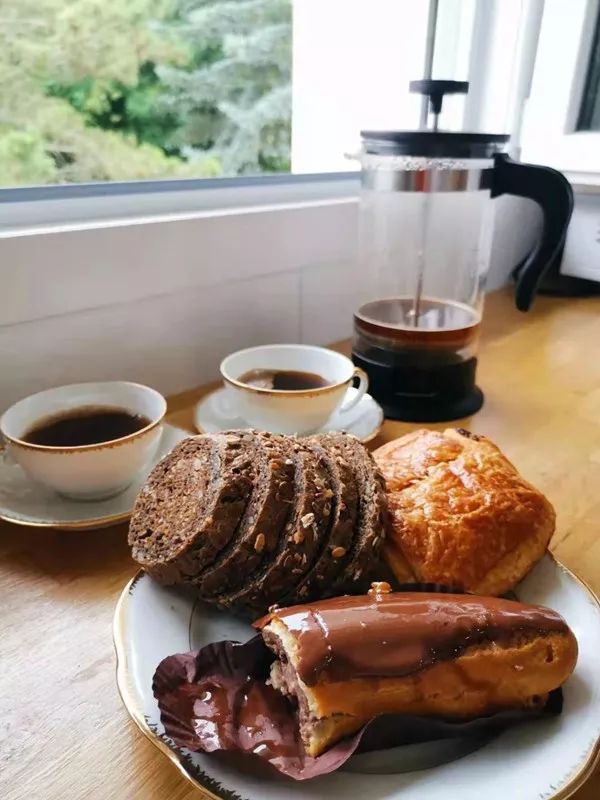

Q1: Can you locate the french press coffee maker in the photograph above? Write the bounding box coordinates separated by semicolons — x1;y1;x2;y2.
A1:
352;80;573;422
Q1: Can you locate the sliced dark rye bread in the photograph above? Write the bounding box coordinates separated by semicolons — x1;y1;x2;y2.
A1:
217;438;333;616
316;432;388;594
128;431;256;584
289;435;359;603
194;432;295;598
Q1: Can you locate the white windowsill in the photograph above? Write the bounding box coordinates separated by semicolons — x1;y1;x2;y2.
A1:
0;195;359;239
0;173;360;234
566;171;600;194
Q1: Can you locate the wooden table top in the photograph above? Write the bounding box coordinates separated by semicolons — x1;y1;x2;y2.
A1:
2;287;600;800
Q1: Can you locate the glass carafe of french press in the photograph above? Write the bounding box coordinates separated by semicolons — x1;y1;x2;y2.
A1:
353;80;573;422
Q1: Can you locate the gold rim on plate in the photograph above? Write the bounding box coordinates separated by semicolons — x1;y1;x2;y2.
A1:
113;572;221;800
113;557;600;800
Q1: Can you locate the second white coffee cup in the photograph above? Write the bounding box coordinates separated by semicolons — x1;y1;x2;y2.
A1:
220;344;368;435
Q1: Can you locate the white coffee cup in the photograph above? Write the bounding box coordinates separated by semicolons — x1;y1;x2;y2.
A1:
220;344;369;435
0;382;166;500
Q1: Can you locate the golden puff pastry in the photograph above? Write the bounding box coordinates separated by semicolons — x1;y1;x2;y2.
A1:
373;428;555;595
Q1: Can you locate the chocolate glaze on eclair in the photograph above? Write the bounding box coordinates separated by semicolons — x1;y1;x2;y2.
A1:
255;589;569;685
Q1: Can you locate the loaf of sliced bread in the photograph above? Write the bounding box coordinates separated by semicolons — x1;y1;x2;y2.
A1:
128;428;389;615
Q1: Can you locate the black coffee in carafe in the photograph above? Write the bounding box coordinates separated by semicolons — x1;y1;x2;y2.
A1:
352;297;484;422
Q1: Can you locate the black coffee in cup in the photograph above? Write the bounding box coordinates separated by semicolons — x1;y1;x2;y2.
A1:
238;369;330;391
23;407;151;447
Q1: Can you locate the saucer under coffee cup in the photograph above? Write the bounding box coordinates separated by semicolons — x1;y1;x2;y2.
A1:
220;344;369;435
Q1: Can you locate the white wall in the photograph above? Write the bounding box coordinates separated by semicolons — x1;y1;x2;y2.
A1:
0;202;359;411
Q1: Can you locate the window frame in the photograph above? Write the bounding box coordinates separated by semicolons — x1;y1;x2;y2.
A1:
520;0;600;175
0;172;359;232
577;0;600;130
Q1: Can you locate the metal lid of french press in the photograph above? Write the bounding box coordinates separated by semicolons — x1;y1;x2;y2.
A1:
361;80;509;159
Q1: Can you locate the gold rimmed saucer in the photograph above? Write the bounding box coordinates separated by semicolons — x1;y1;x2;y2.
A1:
194;386;384;443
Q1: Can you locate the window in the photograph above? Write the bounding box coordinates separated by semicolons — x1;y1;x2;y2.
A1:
4;0;600;197
520;0;600;177
2;0;556;231
1;0;439;190
577;3;600;131
0;2;451;242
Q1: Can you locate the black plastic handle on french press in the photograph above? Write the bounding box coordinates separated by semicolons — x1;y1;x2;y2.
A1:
491;154;574;312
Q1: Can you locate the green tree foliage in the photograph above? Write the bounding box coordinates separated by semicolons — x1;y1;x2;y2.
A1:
0;0;191;184
157;0;292;175
0;131;58;185
0;0;291;186
47;64;184;155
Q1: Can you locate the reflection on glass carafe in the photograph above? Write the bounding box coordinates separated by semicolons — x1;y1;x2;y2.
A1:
352;79;573;422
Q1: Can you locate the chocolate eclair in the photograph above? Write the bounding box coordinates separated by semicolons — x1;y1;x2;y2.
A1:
255;584;578;757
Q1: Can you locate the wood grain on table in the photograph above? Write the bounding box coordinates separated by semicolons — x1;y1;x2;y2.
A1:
2;288;600;800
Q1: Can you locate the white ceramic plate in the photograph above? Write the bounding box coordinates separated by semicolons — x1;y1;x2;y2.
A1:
194;386;384;443
0;423;190;530
114;554;600;800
